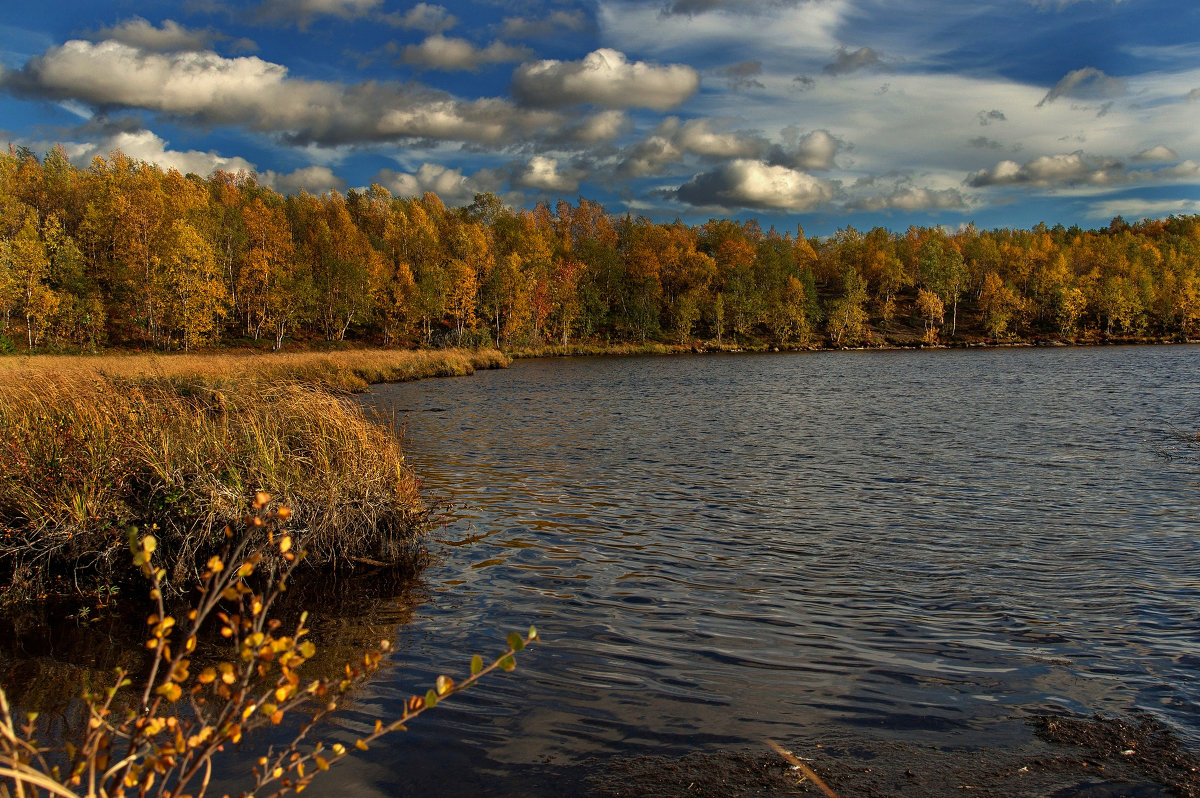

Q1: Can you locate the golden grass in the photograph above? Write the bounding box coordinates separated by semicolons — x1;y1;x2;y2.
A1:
0;347;510;393
0;348;509;604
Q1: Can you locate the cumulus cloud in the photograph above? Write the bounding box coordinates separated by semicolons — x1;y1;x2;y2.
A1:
766;127;841;171
260;165;346;194
850;186;968;212
977;109;1006;125
822;46;887;76
1133;145;1178;162
512;48;699;110
59;128;256;176
2;39;565;147
672;159;836;210
498;10;587;38
1161;160;1200;178
371;162;498;205
400;35;530;71
1037;66;1125;107
512;156;585;193
256;0;382;28
968;152;1126;187
713;60;764;91
618;117;765;177
792;75;815;91
556;109;629;143
385;3;457;32
89;18;216;53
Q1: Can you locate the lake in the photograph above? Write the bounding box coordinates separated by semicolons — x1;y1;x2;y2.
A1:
329;345;1200;796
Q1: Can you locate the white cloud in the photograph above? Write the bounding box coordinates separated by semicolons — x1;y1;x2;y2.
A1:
260;165;346;194
1086;197;1200;220
512;48;700;110
4;39;566;146
386;3;457;32
672;159;836;210
372;162;498;205
968;152;1125;187
59;128;256;176
400;35;530;71
1132;145;1178;162
1161;160;1200;179
512;156;583;193
1187;87;1200;101
1037;66;1125;107
89;18;215;53
597;0;844;62
768;127;841;170
850;185;968;212
619;117;765;177
558;109;630;143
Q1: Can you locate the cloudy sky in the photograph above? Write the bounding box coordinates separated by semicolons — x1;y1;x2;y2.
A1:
2;0;1198;234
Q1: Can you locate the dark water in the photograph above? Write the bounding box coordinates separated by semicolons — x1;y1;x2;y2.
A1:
326;346;1200;796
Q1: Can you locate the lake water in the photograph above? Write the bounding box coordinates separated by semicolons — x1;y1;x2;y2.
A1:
330;346;1200;796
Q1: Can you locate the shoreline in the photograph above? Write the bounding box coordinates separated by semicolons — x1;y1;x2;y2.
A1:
501;334;1200;360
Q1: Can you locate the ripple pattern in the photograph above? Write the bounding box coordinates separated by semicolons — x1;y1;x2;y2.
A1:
329;346;1200;797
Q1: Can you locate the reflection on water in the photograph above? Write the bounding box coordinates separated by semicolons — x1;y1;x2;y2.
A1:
329;346;1200;797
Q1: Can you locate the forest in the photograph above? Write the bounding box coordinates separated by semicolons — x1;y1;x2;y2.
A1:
2;144;1199;354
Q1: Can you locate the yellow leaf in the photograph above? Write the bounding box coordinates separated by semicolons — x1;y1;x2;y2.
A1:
155;683;182;702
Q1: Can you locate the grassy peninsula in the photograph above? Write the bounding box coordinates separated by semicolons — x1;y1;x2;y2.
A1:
0;347;508;605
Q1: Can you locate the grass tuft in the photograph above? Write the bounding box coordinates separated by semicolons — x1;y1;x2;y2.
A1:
0;348;508;604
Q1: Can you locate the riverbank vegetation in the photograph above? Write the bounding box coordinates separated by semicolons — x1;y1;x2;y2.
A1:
0;498;538;798
2;145;1199;357
0;346;510;605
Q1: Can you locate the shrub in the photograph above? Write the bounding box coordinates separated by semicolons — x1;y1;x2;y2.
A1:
0;495;536;798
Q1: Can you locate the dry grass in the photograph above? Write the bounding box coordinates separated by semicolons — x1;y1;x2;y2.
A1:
0;347;510;393
0;348;509;604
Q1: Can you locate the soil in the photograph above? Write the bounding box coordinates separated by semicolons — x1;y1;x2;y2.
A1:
583;713;1200;798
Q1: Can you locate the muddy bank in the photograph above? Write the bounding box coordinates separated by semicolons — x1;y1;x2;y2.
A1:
583;714;1198;798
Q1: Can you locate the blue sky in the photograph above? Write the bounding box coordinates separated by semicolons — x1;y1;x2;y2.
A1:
2;0;1199;235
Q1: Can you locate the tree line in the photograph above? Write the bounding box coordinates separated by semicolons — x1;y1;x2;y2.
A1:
2;144;1199;353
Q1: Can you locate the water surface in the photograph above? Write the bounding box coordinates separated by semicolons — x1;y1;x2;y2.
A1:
332;346;1200;796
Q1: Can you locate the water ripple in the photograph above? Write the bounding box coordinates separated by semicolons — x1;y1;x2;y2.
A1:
334;346;1200;797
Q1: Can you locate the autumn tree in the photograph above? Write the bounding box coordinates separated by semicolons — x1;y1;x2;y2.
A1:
915;287;944;343
161;219;225;350
826;267;869;346
978;272;1024;339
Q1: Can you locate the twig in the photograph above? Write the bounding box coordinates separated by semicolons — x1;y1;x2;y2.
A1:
766;738;840;798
